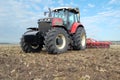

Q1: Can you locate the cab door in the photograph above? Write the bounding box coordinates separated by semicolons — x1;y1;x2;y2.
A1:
68;12;79;30
67;12;75;30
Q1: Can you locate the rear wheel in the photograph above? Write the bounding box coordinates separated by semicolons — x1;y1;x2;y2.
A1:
44;28;69;54
72;27;86;50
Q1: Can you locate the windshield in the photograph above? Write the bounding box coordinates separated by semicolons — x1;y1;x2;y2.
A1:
53;10;64;18
52;10;67;22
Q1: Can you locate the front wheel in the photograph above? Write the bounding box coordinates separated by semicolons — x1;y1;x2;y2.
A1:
44;28;69;54
20;36;42;53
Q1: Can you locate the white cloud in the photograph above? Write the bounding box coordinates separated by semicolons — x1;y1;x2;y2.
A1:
88;3;95;8
58;0;64;6
0;0;120;42
109;0;120;4
0;0;42;28
81;9;120;40
97;10;120;18
0;0;55;43
57;0;78;7
70;1;79;7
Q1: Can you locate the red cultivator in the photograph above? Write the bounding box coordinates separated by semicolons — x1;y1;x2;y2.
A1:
86;38;111;48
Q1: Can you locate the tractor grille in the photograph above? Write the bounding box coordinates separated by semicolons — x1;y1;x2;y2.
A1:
38;22;51;32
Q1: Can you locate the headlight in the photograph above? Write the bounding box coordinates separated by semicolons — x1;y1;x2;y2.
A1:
47;19;50;21
44;18;51;22
44;19;47;21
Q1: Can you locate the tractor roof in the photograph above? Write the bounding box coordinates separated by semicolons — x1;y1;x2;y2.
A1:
52;7;79;13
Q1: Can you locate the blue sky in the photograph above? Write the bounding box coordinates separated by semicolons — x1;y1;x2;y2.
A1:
0;0;120;43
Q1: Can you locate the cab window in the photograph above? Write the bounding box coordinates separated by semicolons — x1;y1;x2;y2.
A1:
69;12;75;24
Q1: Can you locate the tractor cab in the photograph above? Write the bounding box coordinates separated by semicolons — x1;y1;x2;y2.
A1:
52;7;80;30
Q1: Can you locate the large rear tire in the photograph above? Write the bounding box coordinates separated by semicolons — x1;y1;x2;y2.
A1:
72;27;86;50
20;36;43;53
44;28;69;54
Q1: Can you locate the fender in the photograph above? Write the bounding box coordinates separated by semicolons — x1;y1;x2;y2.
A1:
23;31;39;43
70;22;84;34
24;31;38;36
27;27;38;31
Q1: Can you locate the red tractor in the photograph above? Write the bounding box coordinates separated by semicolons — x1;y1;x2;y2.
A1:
20;7;86;54
86;38;111;48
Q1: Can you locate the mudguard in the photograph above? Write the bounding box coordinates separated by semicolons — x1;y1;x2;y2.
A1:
70;22;84;34
24;31;39;36
23;31;39;43
27;27;38;31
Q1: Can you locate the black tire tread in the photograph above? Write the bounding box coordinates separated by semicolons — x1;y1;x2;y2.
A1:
44;28;69;54
20;36;42;53
72;27;86;50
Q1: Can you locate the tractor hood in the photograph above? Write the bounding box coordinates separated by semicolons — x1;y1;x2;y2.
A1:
38;17;63;26
38;17;63;33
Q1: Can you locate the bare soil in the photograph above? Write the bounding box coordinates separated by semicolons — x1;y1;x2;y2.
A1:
0;45;120;80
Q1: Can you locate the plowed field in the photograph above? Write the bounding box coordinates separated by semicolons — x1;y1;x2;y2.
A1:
0;45;120;80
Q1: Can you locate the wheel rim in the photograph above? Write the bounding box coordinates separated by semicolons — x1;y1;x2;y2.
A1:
55;34;66;50
31;43;39;49
81;33;86;47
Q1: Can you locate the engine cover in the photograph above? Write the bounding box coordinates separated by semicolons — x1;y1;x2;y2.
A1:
38;18;63;33
38;18;52;33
